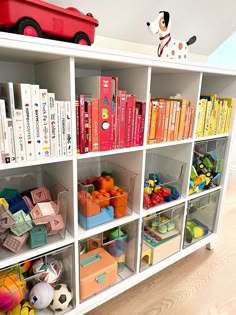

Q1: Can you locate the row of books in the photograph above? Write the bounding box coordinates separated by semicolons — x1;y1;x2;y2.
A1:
75;76;146;154
147;98;194;144
0;82;72;164
195;94;233;138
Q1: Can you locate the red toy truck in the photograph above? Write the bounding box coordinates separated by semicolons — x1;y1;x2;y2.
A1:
0;0;99;45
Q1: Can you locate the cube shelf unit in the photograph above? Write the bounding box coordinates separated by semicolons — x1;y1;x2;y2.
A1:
0;31;235;315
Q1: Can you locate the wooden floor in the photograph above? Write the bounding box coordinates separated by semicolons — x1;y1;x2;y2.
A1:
87;184;236;315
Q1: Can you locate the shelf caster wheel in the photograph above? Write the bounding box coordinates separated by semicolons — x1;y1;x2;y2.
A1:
206;241;216;250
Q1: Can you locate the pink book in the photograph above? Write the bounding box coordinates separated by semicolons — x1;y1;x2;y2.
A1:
79;95;86;154
91;98;99;152
135;101;146;146
117;90;126;149
111;77;118;150
125;94;136;148
133;107;142;146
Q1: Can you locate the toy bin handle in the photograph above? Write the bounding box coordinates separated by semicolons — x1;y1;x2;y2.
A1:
96;273;106;283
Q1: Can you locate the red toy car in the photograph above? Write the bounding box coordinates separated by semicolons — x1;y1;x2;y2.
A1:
0;0;99;45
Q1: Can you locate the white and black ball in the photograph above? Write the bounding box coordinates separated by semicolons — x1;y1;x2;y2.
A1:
49;283;73;312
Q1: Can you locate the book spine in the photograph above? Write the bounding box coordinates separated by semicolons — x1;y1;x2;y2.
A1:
203;101;213;136
111;77;118;150
0;99;10;163
60;101;67;156
163;100;170;142
167;100;174;142
91;98;99;152
40;89;50;158
125;95;135;148
183;103;191;139
133;110;142;146
31;85;42;159
65;101;72;156
6;118;16;163
75;100;80;154
117;91;126;149
138;101;146;146
87;100;92;153
173;101;181;141
56;100;62;156
79;95;86;154
99;76;112;151
188;105;195;138
13;109;26;162
169;100;177;141
48;92;57;158
148;99;158;144
20;84;35;160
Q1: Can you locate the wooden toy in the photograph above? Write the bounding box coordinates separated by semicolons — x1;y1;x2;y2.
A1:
10;210;33;236
29;225;47;249
31;186;52;204
0;269;26;312
46;214;65;235
89;237;102;251
80;247;117;299
141;242;152;265
3;232;29;253
110;189;128;218
147;11;197;60
0;0;98;46
31;201;57;224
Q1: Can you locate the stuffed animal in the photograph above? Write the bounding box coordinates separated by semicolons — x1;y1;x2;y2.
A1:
147;11;197;60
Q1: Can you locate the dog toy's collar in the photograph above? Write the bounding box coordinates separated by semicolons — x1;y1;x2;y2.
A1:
158;33;171;57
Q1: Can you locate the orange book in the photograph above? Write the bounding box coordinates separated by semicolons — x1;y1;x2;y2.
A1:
177;99;188;140
155;99;165;143
163;99;170;142
148;99;158;144
173;100;181;141
188;104;195;138
167;100;174;142
183;102;192;139
169;100;177;141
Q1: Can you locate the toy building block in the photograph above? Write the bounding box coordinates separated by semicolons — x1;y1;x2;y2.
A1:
141;242;152;265
22;196;34;210
0;198;9;208
92;189;110;208
46;214;65;235
110;189;128;218
0;188;18;199
0;204;15;229
0;229;10;245
29;225;47;249
31;186;52;204
88;237;102;250
96;176;114;192
78;190;100;217
3;232;30;253
10;210;33;236
78;205;114;229
31;201;58;224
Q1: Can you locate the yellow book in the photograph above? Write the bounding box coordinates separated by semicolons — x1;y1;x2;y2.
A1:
196;98;207;137
224;98;234;133
148;99;158;144
177;99;187;141
203;100;213;136
216;99;223;134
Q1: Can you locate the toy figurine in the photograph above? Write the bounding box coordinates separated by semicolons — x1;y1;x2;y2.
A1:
147;11;197;59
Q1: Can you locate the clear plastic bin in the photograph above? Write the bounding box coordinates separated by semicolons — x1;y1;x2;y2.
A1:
143;153;186;209
0;244;74;314
189;138;226;195
0;172;68;256
184;190;219;248
77;160;137;229
140;203;185;271
79;221;137;300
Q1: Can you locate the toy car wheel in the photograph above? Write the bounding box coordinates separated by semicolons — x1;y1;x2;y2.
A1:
74;32;91;46
17;19;41;37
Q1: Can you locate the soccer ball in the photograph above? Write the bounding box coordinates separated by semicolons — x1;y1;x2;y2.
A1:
7;301;35;315
29;282;54;309
49;284;73;312
0;270;26;312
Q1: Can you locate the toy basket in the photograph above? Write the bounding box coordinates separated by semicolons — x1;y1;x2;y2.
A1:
184;190;220;248
140;203;184;270
0;171;68;258
77;160;137;229
189;138;227;195
143;153;186;209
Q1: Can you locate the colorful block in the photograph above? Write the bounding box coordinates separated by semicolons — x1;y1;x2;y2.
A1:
31;201;57;224
31;186;52;204
10;210;33;236
3;232;29;253
29;225;47;249
46;214;65;235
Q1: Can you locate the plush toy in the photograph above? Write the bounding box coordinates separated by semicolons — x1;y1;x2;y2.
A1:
147;11;197;60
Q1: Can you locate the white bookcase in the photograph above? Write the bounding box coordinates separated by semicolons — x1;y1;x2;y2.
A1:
0;32;235;315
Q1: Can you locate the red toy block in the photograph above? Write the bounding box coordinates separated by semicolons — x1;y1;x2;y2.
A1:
31;201;57;224
92;189;110;208
78;190;100;217
96;176;114;192
46;214;65;235
3;232;29;253
31;186;52;204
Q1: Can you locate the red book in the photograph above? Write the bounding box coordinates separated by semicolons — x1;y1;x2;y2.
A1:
91;98;99;152
79;94;86;154
117;90;126;149
125;94;136;148
87;99;92;152
133;107;142;146
111;77;118;150
135;101;146;146
75;100;80;154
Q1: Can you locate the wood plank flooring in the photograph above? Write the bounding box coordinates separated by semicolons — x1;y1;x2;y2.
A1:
87;184;236;315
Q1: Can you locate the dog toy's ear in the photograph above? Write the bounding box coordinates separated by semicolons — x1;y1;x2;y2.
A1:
163;11;170;28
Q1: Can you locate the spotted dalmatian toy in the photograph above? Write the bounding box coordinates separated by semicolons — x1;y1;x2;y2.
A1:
147;11;197;60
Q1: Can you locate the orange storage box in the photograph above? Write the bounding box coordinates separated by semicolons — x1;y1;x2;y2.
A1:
80;247;117;299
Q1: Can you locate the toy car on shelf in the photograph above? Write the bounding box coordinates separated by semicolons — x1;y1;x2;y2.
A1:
0;0;99;45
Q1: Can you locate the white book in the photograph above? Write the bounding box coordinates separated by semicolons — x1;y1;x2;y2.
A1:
40;89;50;158
0;82;15;118
0;99;10;163
6;118;16;163
14;83;35;160
48;92;57;157
13;109;26;162
60;101;67;156
65;101;72;156
31;84;43;160
56;100;62;157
